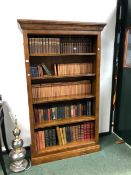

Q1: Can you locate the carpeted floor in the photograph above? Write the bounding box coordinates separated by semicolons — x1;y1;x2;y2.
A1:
1;133;131;175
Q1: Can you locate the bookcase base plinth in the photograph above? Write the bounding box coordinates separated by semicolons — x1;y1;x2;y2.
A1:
32;144;100;165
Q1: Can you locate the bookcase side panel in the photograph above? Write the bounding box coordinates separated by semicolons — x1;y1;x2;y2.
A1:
95;32;101;143
23;31;36;156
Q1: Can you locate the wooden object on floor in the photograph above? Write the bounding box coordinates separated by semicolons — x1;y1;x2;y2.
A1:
116;139;125;144
17;19;106;165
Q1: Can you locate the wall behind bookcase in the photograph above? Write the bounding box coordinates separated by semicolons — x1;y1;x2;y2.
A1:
0;0;117;147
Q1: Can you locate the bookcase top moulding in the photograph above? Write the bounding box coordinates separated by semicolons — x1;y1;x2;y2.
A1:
17;19;106;32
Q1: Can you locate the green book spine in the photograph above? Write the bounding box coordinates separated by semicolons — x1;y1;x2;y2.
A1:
42;64;51;75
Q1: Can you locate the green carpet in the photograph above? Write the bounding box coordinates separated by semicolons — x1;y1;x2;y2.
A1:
1;134;131;175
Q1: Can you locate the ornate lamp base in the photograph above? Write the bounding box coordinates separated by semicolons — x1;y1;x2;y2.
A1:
9;159;28;173
9;119;30;172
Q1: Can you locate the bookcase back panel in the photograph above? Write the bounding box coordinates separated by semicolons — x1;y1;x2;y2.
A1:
30;55;95;63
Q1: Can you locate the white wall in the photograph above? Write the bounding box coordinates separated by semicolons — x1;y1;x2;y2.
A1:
0;0;117;147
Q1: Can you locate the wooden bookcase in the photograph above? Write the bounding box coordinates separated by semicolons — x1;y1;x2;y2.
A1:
17;19;106;165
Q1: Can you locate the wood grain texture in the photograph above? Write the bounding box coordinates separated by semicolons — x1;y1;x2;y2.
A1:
35;116;96;129
18;19;106;31
32;144;100;165
32;94;95;104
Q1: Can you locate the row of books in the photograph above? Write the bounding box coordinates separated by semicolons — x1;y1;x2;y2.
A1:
32;80;91;99
33;101;92;123
35;128;57;151
56;122;95;146
29;38;60;54
60;37;93;53
30;64;51;77
35;121;95;151
28;37;93;54
54;63;93;76
30;62;93;78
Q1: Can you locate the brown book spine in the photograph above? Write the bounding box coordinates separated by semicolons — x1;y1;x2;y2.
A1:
56;126;63;145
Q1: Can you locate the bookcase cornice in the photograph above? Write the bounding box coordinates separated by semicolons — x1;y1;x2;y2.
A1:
17;19;106;32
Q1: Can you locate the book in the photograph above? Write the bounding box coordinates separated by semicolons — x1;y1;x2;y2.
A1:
62;127;67;144
41;64;51;75
30;65;38;77
60;127;65;145
38;65;44;77
56;126;63;145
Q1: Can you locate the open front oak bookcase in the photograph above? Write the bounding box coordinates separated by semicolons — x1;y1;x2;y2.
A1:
18;19;106;165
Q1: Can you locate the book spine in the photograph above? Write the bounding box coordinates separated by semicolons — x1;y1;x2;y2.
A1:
42;64;51;75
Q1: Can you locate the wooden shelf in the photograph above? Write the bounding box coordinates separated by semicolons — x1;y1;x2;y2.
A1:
31;73;96;80
32;141;100;165
32;94;95;104
35;116;95;129
37;140;96;155
30;53;96;57
31;74;96;83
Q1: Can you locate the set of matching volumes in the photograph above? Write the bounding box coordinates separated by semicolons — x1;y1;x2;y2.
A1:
30;62;93;78
32;80;91;99
29;37;60;54
35;121;95;151
35;128;57;151
54;63;93;76
28;37;93;54
34;101;92;124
